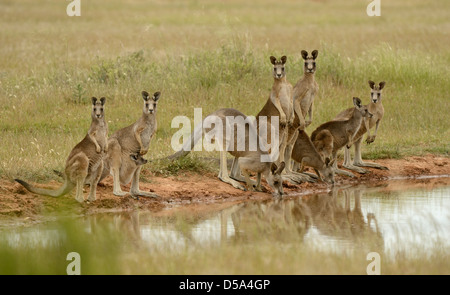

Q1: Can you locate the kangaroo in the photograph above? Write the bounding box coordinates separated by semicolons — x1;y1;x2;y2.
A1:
294;49;319;128
231;56;312;184
312;129;334;161
334;81;388;173
311;97;373;177
256;55;293;165
100;91;161;198
285;50;319;174
169;108;285;196
130;153;148;166
15;97;108;203
291;130;335;184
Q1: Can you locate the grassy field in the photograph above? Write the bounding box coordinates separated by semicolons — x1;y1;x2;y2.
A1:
0;0;449;180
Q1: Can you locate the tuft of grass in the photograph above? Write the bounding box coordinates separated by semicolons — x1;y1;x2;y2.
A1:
148;155;214;176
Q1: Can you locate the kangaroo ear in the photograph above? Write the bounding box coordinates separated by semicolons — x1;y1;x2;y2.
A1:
353;97;362;108
270;56;277;65
142;91;150;101
281;55;287;64
100;97;106;105
152;91;161;102
91;97;97;105
311;50;318;59
276;161;286;174
301;50;308;60
270;163;278;174
368;80;375;89
379;81;386;90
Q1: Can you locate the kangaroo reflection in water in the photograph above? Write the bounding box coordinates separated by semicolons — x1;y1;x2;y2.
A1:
305;187;384;249
84;186;384;250
228;186;384;249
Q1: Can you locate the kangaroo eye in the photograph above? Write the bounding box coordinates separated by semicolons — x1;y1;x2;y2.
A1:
281;67;285;71
100;108;103;111
378;93;381;97
313;62;316;66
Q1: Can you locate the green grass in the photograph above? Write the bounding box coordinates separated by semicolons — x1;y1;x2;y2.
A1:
0;0;449;181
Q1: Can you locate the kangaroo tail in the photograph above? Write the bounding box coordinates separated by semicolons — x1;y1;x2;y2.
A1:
167;122;204;160
15;178;75;198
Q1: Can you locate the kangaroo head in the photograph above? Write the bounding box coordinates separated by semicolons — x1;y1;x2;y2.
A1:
141;91;161;115
267;161;285;197
314;140;333;161
353;97;373;118
270;55;287;79
301;50;318;74
130;153;148;165
368;80;385;103
320;157;335;185
91;97;106;119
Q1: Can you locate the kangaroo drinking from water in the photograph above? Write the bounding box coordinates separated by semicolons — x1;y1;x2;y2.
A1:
311;97;373;177
15;97;108;203
334;81;388;173
169;108;285;196
100;91;161;198
291;130;335;184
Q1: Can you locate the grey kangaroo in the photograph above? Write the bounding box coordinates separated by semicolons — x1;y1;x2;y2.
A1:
16;97;108;203
291;130;335;184
100;91;161;198
311;97;373;177
169;108;285;197
334;81;388;173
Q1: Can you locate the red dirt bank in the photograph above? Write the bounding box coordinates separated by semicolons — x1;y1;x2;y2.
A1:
0;154;448;224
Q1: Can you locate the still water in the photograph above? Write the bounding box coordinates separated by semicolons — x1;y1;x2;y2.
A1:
2;180;450;260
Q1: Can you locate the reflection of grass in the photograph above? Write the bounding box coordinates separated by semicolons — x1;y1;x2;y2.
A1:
0;0;449;182
0;213;448;275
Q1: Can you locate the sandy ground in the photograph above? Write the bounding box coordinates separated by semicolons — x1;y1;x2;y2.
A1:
0;154;449;225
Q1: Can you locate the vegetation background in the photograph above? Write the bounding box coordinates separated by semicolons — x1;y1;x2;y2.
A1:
1;0;449;180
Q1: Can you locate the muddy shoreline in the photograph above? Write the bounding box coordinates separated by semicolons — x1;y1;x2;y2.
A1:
0;154;449;226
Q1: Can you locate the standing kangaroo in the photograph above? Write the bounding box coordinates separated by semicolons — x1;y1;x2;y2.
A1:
231;56;311;184
15;97;108;203
334;81;388;173
100;91;161;198
285;50;319;174
255;56;293;165
294;49;319;128
168;108;286;196
291;130;335;184
311;97;373;177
